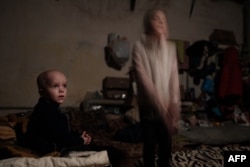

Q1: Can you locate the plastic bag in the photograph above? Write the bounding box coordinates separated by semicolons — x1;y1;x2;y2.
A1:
104;33;130;70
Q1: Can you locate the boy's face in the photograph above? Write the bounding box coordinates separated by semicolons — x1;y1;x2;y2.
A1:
150;10;168;38
42;72;67;104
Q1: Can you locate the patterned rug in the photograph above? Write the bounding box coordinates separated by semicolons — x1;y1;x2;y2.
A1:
133;144;250;167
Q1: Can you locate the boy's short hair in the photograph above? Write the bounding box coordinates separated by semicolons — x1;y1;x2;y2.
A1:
36;69;64;91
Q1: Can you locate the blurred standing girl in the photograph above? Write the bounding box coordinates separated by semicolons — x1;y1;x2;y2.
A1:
132;7;181;167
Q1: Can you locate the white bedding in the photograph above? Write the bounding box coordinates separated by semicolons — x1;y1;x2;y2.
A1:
0;150;110;167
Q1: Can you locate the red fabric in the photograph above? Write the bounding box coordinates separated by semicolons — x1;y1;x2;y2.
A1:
218;47;243;99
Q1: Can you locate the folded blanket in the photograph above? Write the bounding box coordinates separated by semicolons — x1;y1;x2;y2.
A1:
0;150;110;167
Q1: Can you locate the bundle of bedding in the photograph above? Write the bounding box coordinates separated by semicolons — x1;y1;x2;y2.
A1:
0;150;110;167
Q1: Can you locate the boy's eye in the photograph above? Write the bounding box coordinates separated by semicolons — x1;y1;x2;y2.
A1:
53;85;59;88
63;84;67;88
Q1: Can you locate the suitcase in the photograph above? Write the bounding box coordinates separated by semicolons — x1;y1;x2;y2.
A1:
102;77;130;99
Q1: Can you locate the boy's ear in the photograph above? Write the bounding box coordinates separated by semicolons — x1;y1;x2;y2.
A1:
38;89;44;96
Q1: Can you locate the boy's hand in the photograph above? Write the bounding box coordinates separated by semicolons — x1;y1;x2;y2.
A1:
81;131;92;145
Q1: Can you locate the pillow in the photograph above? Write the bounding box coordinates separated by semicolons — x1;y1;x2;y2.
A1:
8;113;30;133
0;122;16;140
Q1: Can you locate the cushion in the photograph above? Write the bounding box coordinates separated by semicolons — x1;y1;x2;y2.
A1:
0;121;16;141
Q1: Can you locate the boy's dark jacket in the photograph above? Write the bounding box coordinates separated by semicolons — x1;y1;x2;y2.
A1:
24;97;83;155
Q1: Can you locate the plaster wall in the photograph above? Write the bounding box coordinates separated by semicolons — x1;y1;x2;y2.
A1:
0;0;243;114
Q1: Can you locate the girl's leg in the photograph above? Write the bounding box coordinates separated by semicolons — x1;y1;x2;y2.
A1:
142;120;156;167
157;122;172;167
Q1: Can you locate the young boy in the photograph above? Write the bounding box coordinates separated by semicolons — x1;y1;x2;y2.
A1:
24;70;91;155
